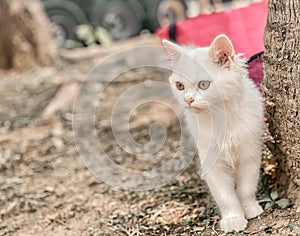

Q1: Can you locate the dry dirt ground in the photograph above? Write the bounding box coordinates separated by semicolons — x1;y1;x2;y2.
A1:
0;36;299;236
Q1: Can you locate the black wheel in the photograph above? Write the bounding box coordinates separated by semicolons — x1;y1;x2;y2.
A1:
48;11;78;47
91;0;143;40
42;0;88;47
145;0;186;31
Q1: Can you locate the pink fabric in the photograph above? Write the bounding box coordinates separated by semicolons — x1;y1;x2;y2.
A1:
248;56;264;86
156;0;267;58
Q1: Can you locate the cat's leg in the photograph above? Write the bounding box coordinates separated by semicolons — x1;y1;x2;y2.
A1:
203;163;247;233
236;153;263;219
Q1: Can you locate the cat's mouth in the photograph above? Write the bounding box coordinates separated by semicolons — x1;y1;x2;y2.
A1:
185;106;204;113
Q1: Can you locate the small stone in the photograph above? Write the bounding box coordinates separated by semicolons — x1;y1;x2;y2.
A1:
68;211;75;218
44;186;55;193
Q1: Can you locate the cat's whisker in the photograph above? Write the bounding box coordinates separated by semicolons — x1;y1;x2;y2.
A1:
209;103;226;113
210;110;225;122
208;104;227;121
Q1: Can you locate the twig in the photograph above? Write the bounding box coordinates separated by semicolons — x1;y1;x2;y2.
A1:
212;219;219;235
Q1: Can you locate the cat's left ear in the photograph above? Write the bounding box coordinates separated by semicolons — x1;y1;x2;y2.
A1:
208;34;235;66
162;39;183;64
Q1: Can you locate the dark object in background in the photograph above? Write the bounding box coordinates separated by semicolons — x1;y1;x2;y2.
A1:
42;0;187;47
90;0;143;40
42;0;89;47
168;23;177;42
144;0;187;30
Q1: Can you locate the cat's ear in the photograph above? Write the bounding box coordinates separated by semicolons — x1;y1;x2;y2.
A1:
208;34;235;66
162;39;182;64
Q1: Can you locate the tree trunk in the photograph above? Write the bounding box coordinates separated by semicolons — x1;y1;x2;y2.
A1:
0;0;57;69
263;0;300;207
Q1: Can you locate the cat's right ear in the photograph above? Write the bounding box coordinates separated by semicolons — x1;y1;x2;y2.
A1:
208;34;235;66
162;40;182;64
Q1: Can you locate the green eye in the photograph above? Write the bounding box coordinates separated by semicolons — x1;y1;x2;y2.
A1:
176;81;185;91
198;80;211;90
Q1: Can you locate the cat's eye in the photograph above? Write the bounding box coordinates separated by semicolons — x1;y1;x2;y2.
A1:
176;81;185;91
198;80;211;90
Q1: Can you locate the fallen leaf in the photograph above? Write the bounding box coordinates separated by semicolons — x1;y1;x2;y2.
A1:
275;198;290;209
288;221;300;234
270;189;279;201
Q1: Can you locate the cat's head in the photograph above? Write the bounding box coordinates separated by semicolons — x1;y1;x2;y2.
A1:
162;35;246;112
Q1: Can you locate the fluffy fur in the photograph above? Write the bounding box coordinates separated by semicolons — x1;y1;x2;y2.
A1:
163;35;264;233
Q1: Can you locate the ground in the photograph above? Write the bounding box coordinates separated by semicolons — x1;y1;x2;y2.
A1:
0;36;299;236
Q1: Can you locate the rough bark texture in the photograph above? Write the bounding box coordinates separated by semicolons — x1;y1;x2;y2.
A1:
0;0;57;69
263;0;300;207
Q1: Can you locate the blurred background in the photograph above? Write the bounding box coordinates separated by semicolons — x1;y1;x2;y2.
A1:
41;0;261;48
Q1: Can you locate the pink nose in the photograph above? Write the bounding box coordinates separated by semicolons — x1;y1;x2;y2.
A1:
186;98;194;105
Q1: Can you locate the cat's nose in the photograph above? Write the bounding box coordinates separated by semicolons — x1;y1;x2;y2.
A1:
186;98;195;105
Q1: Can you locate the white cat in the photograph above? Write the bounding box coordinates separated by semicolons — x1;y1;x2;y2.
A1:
163;35;264;233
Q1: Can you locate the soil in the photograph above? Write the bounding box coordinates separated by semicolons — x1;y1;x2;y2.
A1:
0;36;299;236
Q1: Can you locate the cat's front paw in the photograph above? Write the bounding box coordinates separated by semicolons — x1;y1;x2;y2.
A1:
220;216;248;233
243;202;263;219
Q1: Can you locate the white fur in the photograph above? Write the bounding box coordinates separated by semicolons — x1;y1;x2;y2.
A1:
163;35;264;233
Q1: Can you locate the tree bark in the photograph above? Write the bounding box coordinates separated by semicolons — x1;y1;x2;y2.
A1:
263;0;300;207
0;0;57;69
